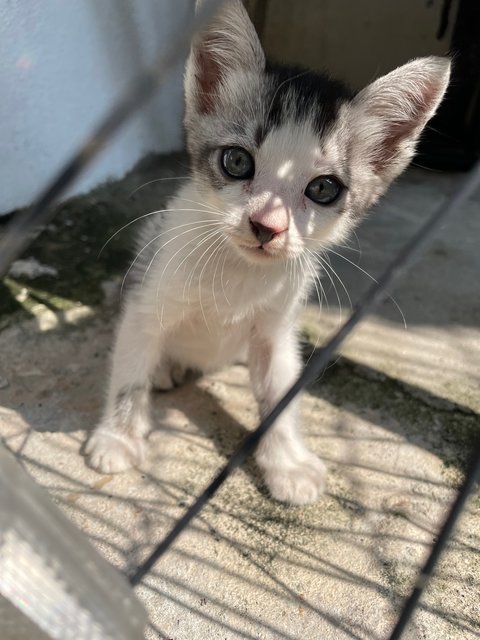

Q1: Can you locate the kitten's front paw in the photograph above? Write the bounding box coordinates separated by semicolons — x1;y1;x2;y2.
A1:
263;455;327;505
85;429;146;474
152;362;186;391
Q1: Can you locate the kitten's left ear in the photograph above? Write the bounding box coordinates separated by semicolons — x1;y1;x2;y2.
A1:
351;56;451;180
185;0;265;114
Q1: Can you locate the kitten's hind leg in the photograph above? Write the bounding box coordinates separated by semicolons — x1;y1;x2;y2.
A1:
85;297;162;474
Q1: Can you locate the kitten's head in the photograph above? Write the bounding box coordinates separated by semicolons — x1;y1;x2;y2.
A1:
185;0;450;264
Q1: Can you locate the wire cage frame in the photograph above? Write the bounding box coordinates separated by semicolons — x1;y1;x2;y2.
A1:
0;1;479;638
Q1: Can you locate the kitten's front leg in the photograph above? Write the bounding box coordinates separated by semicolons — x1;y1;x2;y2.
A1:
85;296;163;474
249;321;326;505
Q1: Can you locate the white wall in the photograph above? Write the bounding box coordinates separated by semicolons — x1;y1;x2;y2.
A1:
0;0;192;214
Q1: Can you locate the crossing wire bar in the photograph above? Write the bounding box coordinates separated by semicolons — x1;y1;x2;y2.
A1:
0;0;225;280
126;161;480;601
0;0;478;636
388;445;480;640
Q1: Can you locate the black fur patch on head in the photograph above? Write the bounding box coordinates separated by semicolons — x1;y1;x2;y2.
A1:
254;124;266;147
264;62;352;135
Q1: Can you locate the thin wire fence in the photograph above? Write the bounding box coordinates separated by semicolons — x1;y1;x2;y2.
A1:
126;159;480;594
0;1;479;638
0;0;224;280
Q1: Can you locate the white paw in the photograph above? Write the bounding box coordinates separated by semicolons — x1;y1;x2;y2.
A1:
152;367;174;391
85;429;146;474
152;362;186;391
171;363;186;385
263;455;327;505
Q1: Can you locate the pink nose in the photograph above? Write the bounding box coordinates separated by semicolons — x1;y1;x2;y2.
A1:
249;220;287;245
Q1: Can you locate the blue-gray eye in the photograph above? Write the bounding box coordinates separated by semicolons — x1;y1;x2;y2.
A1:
221;147;255;180
305;175;343;205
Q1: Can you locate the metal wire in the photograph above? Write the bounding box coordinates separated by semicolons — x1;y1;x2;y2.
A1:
0;1;478;635
388;444;480;639
0;0;225;280
127;160;480;588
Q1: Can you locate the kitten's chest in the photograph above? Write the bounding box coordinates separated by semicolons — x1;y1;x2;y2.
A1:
191;257;292;320
164;269;299;371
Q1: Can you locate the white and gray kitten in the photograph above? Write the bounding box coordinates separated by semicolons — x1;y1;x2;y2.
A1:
85;0;450;504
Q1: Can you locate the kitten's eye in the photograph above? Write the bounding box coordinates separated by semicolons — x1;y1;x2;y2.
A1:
305;175;343;205
221;147;255;180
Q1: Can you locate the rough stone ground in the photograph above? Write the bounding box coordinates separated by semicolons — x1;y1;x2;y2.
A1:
0;154;479;640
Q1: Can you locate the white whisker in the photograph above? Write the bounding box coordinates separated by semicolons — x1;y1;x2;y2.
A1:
142;226;219;293
120;220;221;296
174;196;227;215
307;248;343;325
315;251;353;312
155;227;225;326
196;235;226;332
100;207;223;257
219;249;231;306
265;70;310;122
183;228;226;304
129;176;190;198
211;239;229;315
322;246;407;329
156;224;223;285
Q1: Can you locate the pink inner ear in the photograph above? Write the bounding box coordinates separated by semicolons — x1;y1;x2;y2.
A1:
195;38;224;114
373;119;415;173
373;80;441;174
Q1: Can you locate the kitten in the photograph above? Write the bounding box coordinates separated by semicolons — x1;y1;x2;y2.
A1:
85;0;450;504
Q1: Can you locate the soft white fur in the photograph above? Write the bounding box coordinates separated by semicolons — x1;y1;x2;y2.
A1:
85;0;450;504
86;165;332;504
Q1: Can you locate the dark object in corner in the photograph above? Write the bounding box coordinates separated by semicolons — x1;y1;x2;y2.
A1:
415;0;480;172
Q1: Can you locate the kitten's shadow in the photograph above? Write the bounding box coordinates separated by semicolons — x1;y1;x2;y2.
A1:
151;372;267;496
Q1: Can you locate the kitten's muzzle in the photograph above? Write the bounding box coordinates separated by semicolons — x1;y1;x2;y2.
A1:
249;220;287;246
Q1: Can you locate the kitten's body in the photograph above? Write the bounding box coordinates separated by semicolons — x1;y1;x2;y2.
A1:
86;0;450;504
131;181;298;377
90;177;322;504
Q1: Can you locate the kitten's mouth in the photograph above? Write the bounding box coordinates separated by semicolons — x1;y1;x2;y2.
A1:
237;242;287;261
227;231;290;262
242;243;268;253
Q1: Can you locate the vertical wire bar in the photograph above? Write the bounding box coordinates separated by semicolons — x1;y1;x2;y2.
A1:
0;0;224;279
388;445;480;640
0;1;476;631
128;162;480;586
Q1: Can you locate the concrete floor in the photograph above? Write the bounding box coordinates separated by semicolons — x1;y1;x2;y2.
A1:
0;155;479;639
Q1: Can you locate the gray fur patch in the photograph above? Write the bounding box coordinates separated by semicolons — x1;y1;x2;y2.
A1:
186;59;352;188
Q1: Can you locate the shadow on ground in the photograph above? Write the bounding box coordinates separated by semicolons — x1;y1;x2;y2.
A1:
0;306;478;639
1;155;479;639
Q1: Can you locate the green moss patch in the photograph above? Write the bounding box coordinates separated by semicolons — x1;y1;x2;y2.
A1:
0;152;188;329
305;352;479;475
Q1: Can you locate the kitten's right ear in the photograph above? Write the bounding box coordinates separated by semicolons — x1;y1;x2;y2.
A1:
185;0;265;114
